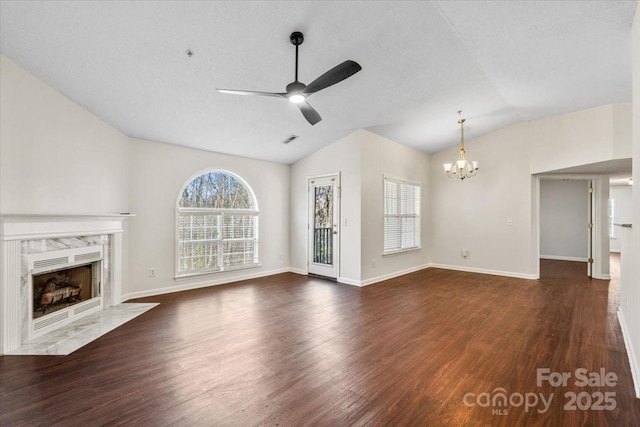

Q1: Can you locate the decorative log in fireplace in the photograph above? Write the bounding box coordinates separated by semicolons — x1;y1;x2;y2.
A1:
33;265;94;318
37;275;83;313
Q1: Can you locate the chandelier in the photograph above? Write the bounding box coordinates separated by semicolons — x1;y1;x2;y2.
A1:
443;111;478;180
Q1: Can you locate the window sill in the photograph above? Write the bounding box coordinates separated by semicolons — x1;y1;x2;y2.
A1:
175;263;261;280
383;247;422;256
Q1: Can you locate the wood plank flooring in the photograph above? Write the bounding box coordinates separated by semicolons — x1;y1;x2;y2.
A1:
2;257;639;426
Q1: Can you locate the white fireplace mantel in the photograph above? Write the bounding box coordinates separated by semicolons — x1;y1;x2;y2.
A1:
0;213;133;355
1;213;134;240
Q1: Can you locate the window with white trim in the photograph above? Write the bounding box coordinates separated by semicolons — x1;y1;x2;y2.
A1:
384;176;421;254
177;170;259;277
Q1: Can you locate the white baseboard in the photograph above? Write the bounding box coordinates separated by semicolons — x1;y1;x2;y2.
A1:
429;263;538;280
121;267;292;301
293;266;433;287
540;255;588;262
618;309;640;399
289;267;307;276
336;264;431;287
359;264;431;287
338;276;361;286
122;262;537;301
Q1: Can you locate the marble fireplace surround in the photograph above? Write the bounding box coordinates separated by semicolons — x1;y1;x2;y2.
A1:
0;214;130;355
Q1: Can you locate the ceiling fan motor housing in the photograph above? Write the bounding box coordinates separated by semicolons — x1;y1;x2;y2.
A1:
286;81;306;93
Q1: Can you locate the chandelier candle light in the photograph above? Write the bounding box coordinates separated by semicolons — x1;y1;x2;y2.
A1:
443;111;479;180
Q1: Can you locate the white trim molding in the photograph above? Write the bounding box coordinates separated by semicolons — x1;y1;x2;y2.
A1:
429;263;538;280
338;276;361;286
337;264;431;287
121;267;291;301
1;213;132;240
540;255;588;262
318;263;538;286
618;309;640;399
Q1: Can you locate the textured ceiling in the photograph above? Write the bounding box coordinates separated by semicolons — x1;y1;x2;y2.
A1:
1;1;637;164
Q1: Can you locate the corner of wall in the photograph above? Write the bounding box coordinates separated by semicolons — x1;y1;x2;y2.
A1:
612;103;633;159
621;1;640;399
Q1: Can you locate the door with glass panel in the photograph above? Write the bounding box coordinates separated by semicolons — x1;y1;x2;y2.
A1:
308;174;340;279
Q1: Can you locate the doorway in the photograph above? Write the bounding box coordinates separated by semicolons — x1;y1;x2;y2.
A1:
539;178;593;278
307;173;340;279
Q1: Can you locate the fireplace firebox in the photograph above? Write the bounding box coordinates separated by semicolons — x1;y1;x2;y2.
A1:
32;263;99;319
28;245;104;336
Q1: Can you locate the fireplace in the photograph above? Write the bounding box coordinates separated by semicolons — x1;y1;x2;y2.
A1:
1;214;130;355
28;245;104;336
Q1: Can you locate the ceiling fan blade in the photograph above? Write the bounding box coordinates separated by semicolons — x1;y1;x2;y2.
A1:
303;60;362;95
216;89;287;98
298;101;322;125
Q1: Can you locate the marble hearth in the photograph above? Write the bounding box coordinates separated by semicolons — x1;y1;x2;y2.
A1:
0;214;131;355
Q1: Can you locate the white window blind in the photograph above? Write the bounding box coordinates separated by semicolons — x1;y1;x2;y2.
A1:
177;171;259;277
384;176;421;254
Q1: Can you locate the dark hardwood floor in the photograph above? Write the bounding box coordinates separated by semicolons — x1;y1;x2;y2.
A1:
2;256;639;426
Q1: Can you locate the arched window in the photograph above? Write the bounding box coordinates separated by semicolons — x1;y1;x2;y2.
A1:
176;170;259;276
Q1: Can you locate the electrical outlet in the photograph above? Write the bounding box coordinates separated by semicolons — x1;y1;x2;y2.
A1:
462;249;469;259
371;260;375;268
149;268;156;278
507;219;513;226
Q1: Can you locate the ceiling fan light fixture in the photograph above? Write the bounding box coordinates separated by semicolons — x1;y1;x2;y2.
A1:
289;94;305;104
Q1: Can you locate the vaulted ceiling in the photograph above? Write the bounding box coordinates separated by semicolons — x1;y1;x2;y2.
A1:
1;1;637;164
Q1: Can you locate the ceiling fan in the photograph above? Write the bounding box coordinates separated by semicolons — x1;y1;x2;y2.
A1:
216;31;362;125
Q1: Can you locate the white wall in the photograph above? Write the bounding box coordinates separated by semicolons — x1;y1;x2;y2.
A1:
429;104;628;280
529;104;631;174
613;103;633;159
529;105;623;279
125;138;290;299
619;4;640;399
360;131;430;283
540;179;589;261
290;129;430;285
0;53;291;301
429;123;536;278
290;131;362;283
0;55;132;354
610;186;633;252
0;54;129;214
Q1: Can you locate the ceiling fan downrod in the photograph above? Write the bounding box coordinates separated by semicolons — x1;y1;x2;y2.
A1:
290;31;304;83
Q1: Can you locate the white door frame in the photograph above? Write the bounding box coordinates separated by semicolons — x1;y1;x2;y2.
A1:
534;174;609;280
307;172;340;279
587;179;595;277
